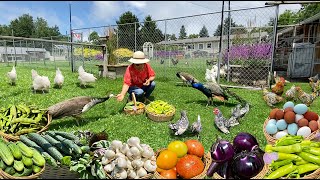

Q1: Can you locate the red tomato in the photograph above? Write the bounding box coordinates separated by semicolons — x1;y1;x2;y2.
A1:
185;139;205;157
176;154;204;179
160;169;177;179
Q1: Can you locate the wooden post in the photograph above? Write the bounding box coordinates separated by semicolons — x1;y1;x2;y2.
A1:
102;45;108;78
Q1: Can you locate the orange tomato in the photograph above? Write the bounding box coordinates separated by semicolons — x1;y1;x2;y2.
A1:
156;150;178;170
160;169;177;179
185;139;205;157
156;167;165;173
167;141;188;158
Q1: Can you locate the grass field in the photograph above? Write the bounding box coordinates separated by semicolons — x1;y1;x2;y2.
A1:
0;59;318;153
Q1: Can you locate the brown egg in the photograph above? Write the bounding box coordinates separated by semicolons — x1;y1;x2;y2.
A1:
275;109;285;120
309;120;319;132
284;107;294;113
304;111;319;121
284;111;295;124
298;118;309;127
269;108;279;119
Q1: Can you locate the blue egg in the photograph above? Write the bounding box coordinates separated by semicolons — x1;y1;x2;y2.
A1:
268;119;277;125
294;104;308;115
287;123;298;135
283;101;295;109
266;123;278;135
276;119;288;131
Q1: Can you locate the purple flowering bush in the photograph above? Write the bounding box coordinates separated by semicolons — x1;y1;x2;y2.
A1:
95;53;104;61
223;43;272;66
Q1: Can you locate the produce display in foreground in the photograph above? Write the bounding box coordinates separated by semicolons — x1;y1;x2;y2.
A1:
0;137;45;177
145;100;175;116
263;135;320;179
0;104;48;136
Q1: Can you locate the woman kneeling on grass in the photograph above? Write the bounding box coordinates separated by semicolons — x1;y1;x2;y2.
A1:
116;51;156;103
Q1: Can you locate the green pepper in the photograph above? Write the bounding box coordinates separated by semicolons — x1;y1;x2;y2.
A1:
302;147;320;156
265;163;297;179
298;152;320;165
270;159;293;171
294;159;309;165
278;152;302;161
270;143;302;154
275;135;303;146
297;163;319;175
265;144;273;153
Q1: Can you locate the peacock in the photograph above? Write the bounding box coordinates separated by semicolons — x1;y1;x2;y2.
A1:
176;72;200;87
47;93;114;125
188;79;245;107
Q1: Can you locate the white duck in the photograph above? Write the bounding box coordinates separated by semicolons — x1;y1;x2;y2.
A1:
31;69;51;93
7;66;17;85
54;68;64;88
78;66;97;87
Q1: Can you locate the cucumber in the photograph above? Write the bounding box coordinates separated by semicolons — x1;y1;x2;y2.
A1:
0;159;7;170
16;141;34;158
43;134;72;156
7;142;22;160
12;166;33;177
0;141;14;166
80;145;90;153
4;166;16;175
32;165;42;174
31;148;45;167
48;131;79;141
53;135;82;155
13;160;24;172
21;155;33;167
27;133;63;162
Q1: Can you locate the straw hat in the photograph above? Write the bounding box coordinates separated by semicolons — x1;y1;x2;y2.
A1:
128;51;150;64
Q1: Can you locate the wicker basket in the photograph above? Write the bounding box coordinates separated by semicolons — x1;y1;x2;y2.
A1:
212;163;269;179
153;148;211;179
106;172;153;179
145;105;175;122
39;163;79;179
0;113;51;141
124;93;145;115
0;163;45;179
263;117;320;144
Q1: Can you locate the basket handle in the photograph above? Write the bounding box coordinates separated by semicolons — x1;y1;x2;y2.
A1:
132;92;137;107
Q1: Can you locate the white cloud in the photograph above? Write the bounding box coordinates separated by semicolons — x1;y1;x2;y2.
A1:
127;1;147;9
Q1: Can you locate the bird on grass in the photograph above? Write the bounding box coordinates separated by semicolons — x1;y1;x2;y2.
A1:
54;67;64;89
47;93;115;126
78;66;97;88
7;66;17;86
31;69;50;93
213;108;230;134
190;115;202;139
169;110;189;136
176;72;200;87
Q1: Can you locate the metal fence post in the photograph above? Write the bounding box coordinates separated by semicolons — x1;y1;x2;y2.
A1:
135;22;137;51
227;1;231;82
270;4;279;87
164;20;167;78
217;0;225;84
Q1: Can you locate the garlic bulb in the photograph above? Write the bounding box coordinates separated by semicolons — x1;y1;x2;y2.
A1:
115;152;126;159
104;162;115;173
116;157;127;169
136;167;148;178
126;159;133;170
104;149;116;159
127;137;143;152
111;140;123;152
111;167;127;179
144;160;157;172
130;146;141;157
120;143;130;154
131;159;144;169
127;169;137;179
141;146;154;158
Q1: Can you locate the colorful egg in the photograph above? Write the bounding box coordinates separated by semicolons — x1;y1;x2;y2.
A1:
283;101;295;109
295;114;304;123
298;118;309;127
275;110;285;120
297;126;312;138
268;119;277;125
269;108;279;119
275;131;288;139
284;111;296;124
266;123;278;135
287;123;298;135
276;119;287;131
294;104;308;115
309;120;319;132
304;111;319;121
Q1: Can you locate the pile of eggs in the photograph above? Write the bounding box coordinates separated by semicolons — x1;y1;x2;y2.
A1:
265;101;320;139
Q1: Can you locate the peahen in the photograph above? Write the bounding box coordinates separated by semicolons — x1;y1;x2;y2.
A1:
176;72;200;87
189;79;245;107
47;93;114;125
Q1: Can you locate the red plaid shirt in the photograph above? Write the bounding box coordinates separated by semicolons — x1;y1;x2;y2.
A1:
123;63;155;88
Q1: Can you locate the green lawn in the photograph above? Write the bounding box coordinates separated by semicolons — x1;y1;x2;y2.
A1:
0;60;318;153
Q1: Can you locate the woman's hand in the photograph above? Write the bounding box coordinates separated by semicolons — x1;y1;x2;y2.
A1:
116;94;125;101
143;79;150;86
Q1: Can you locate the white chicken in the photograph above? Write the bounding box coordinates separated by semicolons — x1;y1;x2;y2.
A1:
54;68;64;88
78;66;97;87
31;69;51;93
7;66;17;85
205;64;227;82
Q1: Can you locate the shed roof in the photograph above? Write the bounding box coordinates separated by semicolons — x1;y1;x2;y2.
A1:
0;46;46;55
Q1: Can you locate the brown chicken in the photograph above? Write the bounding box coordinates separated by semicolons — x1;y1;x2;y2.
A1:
271;80;285;96
295;86;317;106
285;85;298;101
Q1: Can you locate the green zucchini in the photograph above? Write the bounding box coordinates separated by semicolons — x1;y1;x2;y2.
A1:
0;141;14;166
16;141;33;158
13;160;24;172
21;155;33;167
48;131;79;141
43;134;72;156
7;142;22;160
27;133;63;162
31;148;45;167
53;135;82;155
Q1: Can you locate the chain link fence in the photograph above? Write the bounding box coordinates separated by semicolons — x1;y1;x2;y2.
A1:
72;5;277;87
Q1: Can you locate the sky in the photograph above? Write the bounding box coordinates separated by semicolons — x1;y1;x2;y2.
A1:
0;1;302;41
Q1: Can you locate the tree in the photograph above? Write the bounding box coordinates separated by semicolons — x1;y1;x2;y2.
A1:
116;11;140;50
296;3;320;22
9;14;34;37
140;15;164;44
170;34;177;40
179;25;187;39
188;34;199;38
199;25;209;37
213;17;246;36
89;31;100;44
